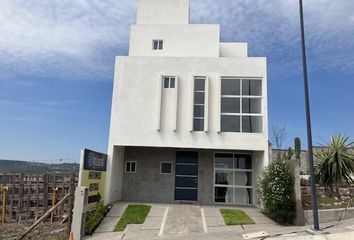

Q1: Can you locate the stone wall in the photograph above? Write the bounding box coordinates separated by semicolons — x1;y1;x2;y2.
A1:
121;146;214;204
272;147;354;175
272;149;308;174
301;186;354;203
304;207;354;224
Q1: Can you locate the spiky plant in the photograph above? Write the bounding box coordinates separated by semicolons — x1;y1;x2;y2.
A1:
315;134;354;196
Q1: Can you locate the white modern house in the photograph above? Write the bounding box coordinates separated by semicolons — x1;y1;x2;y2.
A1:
105;0;269;206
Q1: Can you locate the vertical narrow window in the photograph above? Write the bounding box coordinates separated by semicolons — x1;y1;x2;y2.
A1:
193;77;205;131
220;78;262;133
153;40;163;50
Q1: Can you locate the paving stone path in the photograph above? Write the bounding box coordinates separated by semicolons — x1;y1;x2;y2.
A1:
163;204;204;236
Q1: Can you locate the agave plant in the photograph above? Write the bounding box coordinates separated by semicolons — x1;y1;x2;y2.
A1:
315;134;354;196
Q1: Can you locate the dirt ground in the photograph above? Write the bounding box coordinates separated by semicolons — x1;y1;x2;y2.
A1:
0;222;67;240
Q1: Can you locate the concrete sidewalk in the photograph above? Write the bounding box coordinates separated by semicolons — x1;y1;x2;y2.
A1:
160;219;354;240
84;202;354;240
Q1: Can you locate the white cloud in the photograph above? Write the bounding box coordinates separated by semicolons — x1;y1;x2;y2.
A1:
191;0;354;73
0;0;136;81
0;0;353;82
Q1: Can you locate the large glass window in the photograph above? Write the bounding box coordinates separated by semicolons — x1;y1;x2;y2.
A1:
214;153;253;204
221;78;262;133
193;77;206;131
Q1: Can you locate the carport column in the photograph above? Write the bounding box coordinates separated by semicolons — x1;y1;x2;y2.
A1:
105;145;125;205
253;151;267;207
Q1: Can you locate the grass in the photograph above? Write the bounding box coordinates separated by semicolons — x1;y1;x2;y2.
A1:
220;209;255;225
114;204;151;231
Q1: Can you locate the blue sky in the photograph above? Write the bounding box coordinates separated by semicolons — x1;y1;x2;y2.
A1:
0;0;353;162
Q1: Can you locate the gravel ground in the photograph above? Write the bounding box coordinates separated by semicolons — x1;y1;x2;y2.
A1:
0;222;67;240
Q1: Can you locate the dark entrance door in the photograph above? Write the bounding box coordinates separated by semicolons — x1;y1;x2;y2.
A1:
174;151;198;202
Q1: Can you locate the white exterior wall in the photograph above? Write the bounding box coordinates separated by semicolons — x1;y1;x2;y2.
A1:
129;25;220;57
220;43;248;58
109;56;268;152
137;0;190;25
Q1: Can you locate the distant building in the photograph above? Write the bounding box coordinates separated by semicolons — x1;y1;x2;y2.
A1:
105;0;269;205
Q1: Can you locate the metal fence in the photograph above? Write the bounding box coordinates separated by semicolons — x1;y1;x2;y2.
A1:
0;173;78;223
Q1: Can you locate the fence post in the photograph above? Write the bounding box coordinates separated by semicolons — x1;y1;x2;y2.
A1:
43;174;48;213
51;187;58;222
11;174;15;221
36;174;39;221
19;173;24;222
2;185;8;224
26;174;31;222
67;172;75;238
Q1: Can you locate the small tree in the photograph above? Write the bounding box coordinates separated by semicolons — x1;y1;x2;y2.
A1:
315;134;354;197
258;158;296;224
272;125;287;149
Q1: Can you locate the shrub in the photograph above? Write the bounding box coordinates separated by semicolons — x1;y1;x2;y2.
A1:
85;202;109;235
315;134;354;197
258;159;296;224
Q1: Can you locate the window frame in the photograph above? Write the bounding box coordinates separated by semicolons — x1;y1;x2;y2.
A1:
213;152;253;205
124;161;137;173
163;76;176;89
152;40;163;50
193;77;206;131
160;162;173;174
220;78;263;133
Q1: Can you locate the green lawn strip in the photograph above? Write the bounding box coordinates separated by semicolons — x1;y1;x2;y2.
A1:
114;204;151;231
220;209;255;225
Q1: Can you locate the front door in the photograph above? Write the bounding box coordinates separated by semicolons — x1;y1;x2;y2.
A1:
174;151;198;202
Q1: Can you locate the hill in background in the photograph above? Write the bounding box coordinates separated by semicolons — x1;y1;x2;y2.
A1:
0;159;79;174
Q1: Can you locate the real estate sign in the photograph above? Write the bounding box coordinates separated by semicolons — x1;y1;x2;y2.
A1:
79;149;107;209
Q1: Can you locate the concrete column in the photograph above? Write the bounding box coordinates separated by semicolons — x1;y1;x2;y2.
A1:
156;75;163;131
71;187;88;240
289;158;305;226
105;146;125;205
252;151;263;207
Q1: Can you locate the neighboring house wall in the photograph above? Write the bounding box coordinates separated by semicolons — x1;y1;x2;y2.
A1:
272;149;309;174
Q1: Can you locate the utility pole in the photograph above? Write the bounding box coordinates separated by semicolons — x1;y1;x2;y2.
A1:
298;0;320;231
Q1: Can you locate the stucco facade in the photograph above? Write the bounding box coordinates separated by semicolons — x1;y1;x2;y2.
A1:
105;0;269;206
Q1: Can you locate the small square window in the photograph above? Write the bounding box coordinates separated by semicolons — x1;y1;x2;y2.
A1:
160;162;172;174
125;161;136;173
163;76;176;88
153;40;163;50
